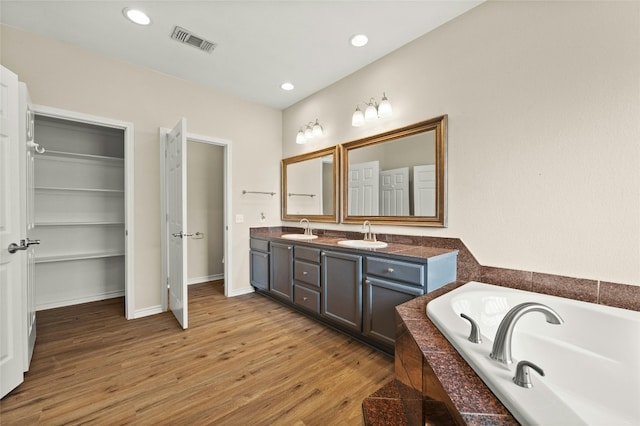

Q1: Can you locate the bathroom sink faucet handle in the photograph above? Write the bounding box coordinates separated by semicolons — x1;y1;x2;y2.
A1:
513;360;544;388
460;313;482;344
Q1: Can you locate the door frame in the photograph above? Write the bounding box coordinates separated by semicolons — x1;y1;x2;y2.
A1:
160;129;232;312
32;105;135;319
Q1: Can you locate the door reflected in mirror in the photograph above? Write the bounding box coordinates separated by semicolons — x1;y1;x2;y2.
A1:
342;116;447;227
282;146;339;223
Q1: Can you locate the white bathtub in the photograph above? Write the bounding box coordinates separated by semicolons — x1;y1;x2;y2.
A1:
426;281;640;426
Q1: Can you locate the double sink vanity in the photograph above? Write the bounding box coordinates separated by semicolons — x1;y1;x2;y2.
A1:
250;227;458;354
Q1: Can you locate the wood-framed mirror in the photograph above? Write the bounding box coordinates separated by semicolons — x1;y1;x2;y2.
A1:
341;115;447;227
282;145;340;223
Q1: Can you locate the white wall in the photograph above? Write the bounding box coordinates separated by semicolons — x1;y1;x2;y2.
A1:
187;140;224;283
283;1;640;286
1;24;283;314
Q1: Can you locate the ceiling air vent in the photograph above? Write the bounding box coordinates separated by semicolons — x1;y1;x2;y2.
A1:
170;26;216;53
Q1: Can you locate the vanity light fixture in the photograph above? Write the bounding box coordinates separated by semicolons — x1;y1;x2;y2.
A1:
123;8;151;25
296;119;323;144
351;93;392;127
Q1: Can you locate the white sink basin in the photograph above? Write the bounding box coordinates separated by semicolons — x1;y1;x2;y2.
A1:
337;240;388;249
281;234;318;240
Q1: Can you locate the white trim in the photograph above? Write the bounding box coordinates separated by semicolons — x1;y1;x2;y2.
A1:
226;286;255;297
35;290;125;311
188;274;224;285
132;305;164;319
32;104;135;320
160;128;168;312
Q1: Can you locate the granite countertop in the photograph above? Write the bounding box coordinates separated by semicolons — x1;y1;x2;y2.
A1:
251;229;458;262
396;281;518;425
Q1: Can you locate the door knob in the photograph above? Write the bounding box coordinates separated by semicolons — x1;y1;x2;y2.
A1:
8;238;40;254
172;232;194;238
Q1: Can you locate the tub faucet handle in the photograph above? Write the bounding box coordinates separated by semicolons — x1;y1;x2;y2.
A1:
513;360;544;388
460;313;482;344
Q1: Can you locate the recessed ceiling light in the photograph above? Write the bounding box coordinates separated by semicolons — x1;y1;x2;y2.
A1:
281;82;294;91
123;8;151;25
350;34;368;48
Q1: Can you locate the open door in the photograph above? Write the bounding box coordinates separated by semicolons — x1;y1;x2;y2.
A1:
1;66;25;398
165;118;188;329
19;82;37;370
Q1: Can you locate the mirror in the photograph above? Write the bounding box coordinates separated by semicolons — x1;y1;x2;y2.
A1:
282;145;339;223
341;115;447;227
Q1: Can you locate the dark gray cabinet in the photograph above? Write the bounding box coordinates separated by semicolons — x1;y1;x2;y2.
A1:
249;238;269;291
321;250;363;332
249;235;458;355
293;246;322;314
270;242;294;301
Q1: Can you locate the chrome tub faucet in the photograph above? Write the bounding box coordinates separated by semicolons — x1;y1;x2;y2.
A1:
490;302;564;365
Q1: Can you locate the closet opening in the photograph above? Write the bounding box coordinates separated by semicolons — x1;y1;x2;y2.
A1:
32;107;134;318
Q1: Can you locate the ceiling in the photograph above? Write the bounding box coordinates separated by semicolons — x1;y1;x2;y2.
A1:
0;1;483;109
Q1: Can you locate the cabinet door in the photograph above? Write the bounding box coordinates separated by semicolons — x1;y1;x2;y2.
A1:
321;250;363;332
270;242;293;301
250;250;269;291
364;277;423;347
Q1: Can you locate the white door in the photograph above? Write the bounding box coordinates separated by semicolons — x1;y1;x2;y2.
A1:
166;118;188;329
348;161;379;215
19;83;37;370
0;65;25;398
380;167;409;216
413;164;436;216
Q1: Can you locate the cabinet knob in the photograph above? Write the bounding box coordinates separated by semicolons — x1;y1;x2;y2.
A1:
387;268;394;273
365;279;370;284
287;246;292;250
302;271;308;275
303;296;308;301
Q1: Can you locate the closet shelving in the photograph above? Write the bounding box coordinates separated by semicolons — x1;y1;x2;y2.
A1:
33;116;125;309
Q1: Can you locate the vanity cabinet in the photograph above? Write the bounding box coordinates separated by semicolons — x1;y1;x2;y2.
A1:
321;250;363;333
293;246;322;314
270;241;294;301
249;238;269;291
249;234;458;355
363;257;426;349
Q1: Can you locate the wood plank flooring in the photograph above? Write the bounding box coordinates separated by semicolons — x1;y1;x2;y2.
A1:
0;282;394;425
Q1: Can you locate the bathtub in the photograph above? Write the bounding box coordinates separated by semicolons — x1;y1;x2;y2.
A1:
426;281;640;426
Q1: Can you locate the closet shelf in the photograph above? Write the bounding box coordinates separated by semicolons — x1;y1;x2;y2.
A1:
35;186;124;193
35;251;125;264
40;149;124;163
35;221;125;227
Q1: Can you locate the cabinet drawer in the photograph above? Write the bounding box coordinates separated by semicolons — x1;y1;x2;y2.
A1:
295;260;320;287
365;257;425;286
250;238;269;252
294;285;320;314
295;246;321;263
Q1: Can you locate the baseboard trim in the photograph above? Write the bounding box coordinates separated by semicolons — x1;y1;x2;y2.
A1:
188;274;224;285
226;286;255;297
132;305;164;319
36;290;125;311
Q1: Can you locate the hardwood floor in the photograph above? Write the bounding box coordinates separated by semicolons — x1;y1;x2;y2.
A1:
0;282;394;425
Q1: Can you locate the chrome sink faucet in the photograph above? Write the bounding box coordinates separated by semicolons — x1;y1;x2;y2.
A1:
300;218;312;236
363;220;376;241
490;302;563;364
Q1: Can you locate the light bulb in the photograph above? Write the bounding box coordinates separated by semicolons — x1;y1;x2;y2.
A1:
364;102;378;121
377;93;392;118
304;125;313;139
312;120;323;137
296;130;306;144
352;106;364;127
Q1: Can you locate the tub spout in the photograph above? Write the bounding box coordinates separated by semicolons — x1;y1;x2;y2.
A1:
490;302;563;365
